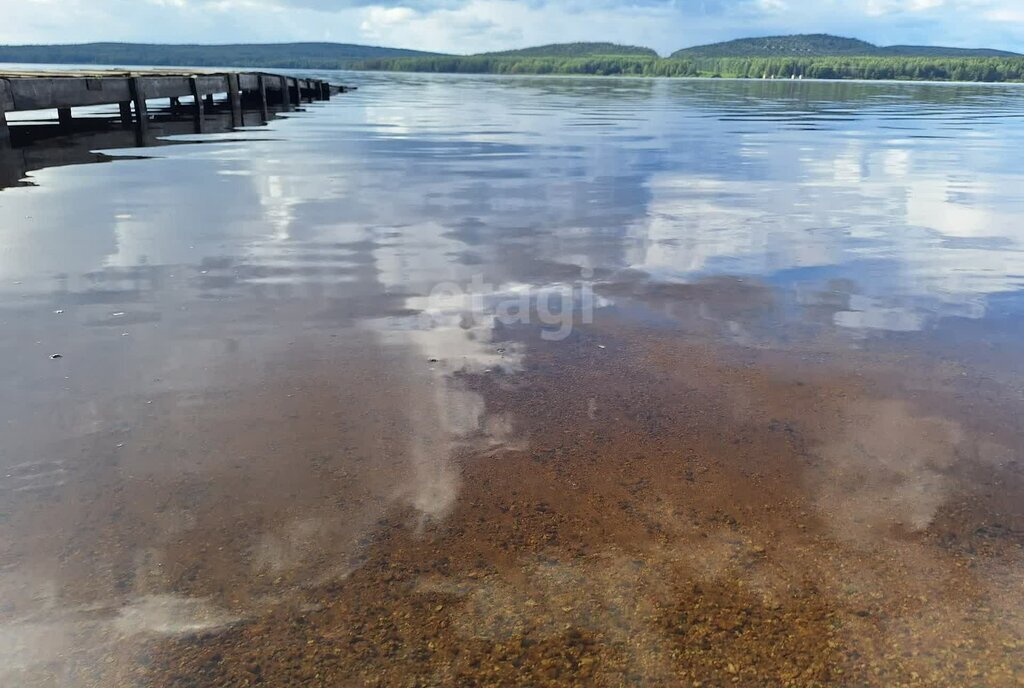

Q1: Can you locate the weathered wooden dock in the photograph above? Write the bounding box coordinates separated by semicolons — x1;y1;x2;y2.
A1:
0;69;347;145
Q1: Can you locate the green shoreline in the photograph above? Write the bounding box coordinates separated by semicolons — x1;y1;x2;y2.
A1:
350;55;1024;84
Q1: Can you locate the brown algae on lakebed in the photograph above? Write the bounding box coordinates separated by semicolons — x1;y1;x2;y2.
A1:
2;317;1023;686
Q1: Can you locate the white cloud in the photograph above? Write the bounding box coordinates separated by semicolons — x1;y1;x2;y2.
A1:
984;6;1024;23
0;0;1022;54
360;6;420;38
866;0;946;14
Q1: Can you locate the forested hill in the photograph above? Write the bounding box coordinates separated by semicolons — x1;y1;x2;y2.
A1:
673;34;1021;58
479;43;658;58
2;37;1019;69
0;41;653;68
882;44;1021;57
3;37;1024;82
675;34;875;57
0;42;443;68
350;35;1024;82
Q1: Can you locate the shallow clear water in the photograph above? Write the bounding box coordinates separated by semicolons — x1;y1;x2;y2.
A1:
2;73;1024;685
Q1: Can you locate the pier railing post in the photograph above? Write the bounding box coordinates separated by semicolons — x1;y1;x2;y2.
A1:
257;75;269;123
189;76;204;133
227;73;242;128
128;77;149;144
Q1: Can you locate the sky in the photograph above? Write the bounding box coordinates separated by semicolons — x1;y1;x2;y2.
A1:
1;0;1022;56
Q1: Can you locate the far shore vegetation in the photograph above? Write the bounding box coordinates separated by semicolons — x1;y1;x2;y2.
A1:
2;35;1023;83
350;55;1024;82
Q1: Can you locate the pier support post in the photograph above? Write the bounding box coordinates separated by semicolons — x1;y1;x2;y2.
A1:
279;76;291;112
0;108;9;147
189;77;204;134
257;75;269;123
205;93;214;108
227;73;243;127
321;81;330;100
118;102;132;126
58;107;73;127
0;79;9;147
290;78;300;108
129;77;149;144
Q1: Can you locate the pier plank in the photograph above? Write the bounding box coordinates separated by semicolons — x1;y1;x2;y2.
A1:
140;76;193;100
195;75;229;95
9;77;132;109
239;74;260;91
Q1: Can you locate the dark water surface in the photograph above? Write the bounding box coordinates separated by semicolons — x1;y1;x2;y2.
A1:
2;73;1024;686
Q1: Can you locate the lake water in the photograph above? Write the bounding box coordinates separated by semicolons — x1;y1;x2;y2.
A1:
2;72;1024;685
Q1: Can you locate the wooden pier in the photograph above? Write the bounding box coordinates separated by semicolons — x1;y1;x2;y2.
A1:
0;69;348;145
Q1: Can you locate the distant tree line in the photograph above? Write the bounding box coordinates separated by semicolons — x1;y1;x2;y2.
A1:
3;42;1023;83
352;55;1024;83
0;42;438;69
352;56;661;76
